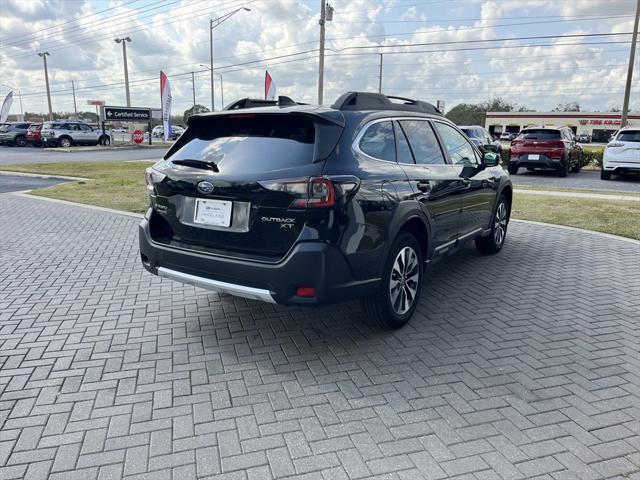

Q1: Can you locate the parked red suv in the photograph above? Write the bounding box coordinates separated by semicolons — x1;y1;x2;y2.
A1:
26;123;43;146
508;126;583;177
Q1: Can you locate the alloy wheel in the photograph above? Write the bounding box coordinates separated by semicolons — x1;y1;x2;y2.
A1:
389;246;419;315
494;202;507;246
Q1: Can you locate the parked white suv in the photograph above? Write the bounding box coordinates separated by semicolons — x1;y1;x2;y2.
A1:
41;121;112;147
601;127;640;180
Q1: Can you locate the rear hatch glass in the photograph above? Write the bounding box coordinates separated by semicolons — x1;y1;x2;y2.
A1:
616;130;640;142
150;113;340;259
518;129;561;140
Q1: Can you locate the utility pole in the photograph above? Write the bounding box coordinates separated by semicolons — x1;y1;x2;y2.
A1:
218;73;224;109
209;7;251;112
114;37;132;107
191;72;196;110
378;53;383;94
38;52;53;120
72;80;78;117
209;19;215;112
622;0;639;127
318;0;326;105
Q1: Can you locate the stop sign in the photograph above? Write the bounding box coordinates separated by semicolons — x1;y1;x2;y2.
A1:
132;129;144;144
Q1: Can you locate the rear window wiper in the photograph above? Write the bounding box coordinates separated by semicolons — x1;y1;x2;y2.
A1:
171;159;219;172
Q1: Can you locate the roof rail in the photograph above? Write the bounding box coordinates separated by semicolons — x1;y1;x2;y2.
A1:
331;92;442;115
224;95;302;111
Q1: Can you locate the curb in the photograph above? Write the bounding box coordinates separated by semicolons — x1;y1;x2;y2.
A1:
9;192;145;219
44;145;170;153
0;170;89;181
8;193;639;245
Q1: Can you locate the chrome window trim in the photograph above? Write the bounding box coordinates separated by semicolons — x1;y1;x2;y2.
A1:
352;116;451;166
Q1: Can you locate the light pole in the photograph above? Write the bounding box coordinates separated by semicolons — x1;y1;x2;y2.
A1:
209;7;250;111
1;83;24;121
622;0;639;127
38;52;53;120
114;37;132;107
199;64;224;110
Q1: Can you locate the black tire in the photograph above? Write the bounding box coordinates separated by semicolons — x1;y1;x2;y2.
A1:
571;153;582;173
15;135;26;147
475;195;509;255
59;136;72;148
507;164;518;175
558;157;569;177
601;170;611;180
361;231;424;329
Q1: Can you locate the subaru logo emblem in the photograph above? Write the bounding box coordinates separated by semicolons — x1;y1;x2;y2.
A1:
197;181;214;194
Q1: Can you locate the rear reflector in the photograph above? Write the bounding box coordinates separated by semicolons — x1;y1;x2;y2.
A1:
296;287;317;297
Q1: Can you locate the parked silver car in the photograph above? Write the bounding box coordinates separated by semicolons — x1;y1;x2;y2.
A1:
0;122;31;146
40;121;112;147
459;125;502;154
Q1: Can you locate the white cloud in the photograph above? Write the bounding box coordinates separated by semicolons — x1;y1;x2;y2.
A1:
0;0;637;115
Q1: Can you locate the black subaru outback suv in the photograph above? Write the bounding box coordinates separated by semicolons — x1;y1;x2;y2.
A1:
139;92;512;328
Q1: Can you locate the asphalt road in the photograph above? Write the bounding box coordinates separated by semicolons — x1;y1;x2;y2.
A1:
0;174;67;193
0;145;167;165
511;169;640;193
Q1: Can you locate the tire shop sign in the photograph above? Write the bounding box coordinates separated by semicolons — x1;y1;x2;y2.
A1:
100;106;151;122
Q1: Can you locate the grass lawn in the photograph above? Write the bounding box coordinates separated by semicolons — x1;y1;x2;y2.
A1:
513;194;639;240
1;161;639;239
0;161;151;213
514;185;640;197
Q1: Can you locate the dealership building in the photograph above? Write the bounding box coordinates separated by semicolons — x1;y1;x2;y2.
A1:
485;111;640;142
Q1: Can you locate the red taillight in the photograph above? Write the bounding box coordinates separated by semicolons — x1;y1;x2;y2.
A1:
259;177;336;209
296;287;316;297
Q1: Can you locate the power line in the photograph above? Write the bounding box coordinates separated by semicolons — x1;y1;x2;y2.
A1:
0;0;145;43
2;0;174;48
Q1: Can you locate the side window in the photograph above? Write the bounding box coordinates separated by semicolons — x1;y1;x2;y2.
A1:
358;121;396;162
434;122;478;165
79;124;91;131
394;122;414;164
398;120;446;165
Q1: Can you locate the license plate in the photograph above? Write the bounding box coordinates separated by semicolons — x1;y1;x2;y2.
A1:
194;199;232;227
528;154;540;160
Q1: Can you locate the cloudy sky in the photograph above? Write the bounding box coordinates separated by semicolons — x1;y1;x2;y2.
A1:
0;0;638;116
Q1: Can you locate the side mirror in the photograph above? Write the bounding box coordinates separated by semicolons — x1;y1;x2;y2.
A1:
482;151;500;167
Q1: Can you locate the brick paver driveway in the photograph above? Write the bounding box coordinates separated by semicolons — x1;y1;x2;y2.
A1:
1;194;639;480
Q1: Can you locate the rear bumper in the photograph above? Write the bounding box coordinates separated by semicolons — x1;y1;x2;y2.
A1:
603;161;640;173
509;155;563;169
138;216;379;306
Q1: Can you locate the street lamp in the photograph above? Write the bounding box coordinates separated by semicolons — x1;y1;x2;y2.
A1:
1;83;24;121
114;37;132;107
37;52;53;120
209;7;250;111
199;64;224;109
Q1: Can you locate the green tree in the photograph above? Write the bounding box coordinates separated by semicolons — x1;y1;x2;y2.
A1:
552;102;580;112
183;104;210;124
445;98;515;125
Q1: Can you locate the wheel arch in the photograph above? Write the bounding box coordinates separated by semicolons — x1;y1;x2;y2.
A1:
387;204;433;261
